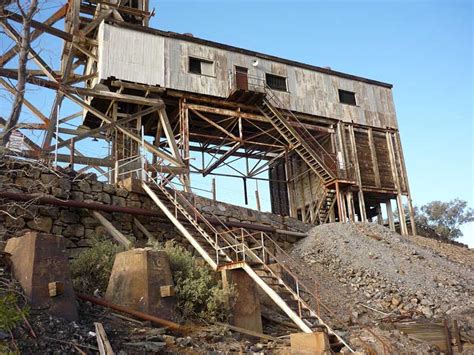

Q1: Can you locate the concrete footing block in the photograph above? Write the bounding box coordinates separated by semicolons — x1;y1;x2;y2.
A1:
105;248;176;320
5;231;78;321
290;332;331;354
222;269;263;333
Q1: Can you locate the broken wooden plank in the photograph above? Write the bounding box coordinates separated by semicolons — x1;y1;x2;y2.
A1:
109;312;147;326
92;211;132;249
133;218;155;242
395;321;448;351
452;320;462;353
94;322;115;355
443;319;453;355
214;321;276;341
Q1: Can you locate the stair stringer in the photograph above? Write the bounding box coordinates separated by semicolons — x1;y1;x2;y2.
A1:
241;263;312;332
142;182;221;270
140;175;354;352
258;100;336;184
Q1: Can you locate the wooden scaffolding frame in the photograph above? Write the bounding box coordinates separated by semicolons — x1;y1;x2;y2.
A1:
0;0;417;235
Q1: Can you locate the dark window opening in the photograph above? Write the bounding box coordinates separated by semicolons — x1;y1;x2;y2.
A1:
266;73;287;91
296;208;302;221
338;89;357;106
189;57;214;76
189;57;202;74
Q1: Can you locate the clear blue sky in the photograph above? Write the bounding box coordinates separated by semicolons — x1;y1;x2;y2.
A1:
1;1;472;244
150;0;473;245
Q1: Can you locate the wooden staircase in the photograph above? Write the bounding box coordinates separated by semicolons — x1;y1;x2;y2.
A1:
139;165;354;352
317;188;337;224
257;87;341;224
258;98;336;185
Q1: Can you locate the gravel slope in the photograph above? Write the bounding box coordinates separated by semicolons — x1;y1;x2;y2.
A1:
291;222;473;322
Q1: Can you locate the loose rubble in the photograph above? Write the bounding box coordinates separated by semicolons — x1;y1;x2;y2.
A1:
291;222;474;324
10;295;289;354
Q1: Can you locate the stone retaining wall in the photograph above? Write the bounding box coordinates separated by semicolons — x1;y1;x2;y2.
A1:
0;158;310;256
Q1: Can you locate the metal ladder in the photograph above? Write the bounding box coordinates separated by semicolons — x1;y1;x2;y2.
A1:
140;165;354;352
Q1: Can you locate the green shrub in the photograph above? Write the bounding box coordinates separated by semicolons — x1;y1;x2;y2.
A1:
0;293;27;333
70;236;125;294
161;241;235;322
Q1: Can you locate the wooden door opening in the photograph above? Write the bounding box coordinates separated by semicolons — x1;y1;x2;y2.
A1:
235;66;249;91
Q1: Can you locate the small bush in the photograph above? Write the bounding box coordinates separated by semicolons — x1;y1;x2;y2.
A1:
70;236;125;294
161;241;235;322
0;293;27;333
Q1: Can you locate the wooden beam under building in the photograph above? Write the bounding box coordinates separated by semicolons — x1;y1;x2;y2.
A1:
348;125;367;222
386;132;408;236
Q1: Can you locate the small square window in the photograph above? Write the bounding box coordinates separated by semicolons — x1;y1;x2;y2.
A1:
338;89;357;106
189;57;201;74
188;56;214;76
266;73;287;91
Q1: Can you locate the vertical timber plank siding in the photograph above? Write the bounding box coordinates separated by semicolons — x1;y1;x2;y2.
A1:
373;133;395;189
368;128;382;188
354;130;376;187
392;136;408;193
269;162;290;216
286;155;298;219
98;23;165;86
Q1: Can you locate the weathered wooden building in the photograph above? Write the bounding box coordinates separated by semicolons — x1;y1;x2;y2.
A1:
0;0;415;236
80;19;415;235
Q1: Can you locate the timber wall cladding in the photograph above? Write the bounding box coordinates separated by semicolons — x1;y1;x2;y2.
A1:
284;126;408;207
268;162;290;216
98;22;165;86
283;157;323;216
373;134;395;190
354;130;376;187
97;24;398;129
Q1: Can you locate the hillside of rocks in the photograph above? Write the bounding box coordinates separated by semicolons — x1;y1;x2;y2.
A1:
287;222;473;352
292;223;473;322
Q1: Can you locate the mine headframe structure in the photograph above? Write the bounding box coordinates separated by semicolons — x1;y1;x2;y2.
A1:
0;0;416;236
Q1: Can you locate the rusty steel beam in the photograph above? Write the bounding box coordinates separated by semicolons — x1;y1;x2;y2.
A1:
207;217;307;238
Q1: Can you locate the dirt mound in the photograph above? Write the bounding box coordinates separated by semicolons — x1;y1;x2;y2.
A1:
291;223;473;322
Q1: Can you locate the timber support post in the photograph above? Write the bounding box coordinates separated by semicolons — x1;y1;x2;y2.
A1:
386;200;395;231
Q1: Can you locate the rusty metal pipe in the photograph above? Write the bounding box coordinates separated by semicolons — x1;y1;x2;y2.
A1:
0;191;161;217
0;191;307;237
77;293;185;332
